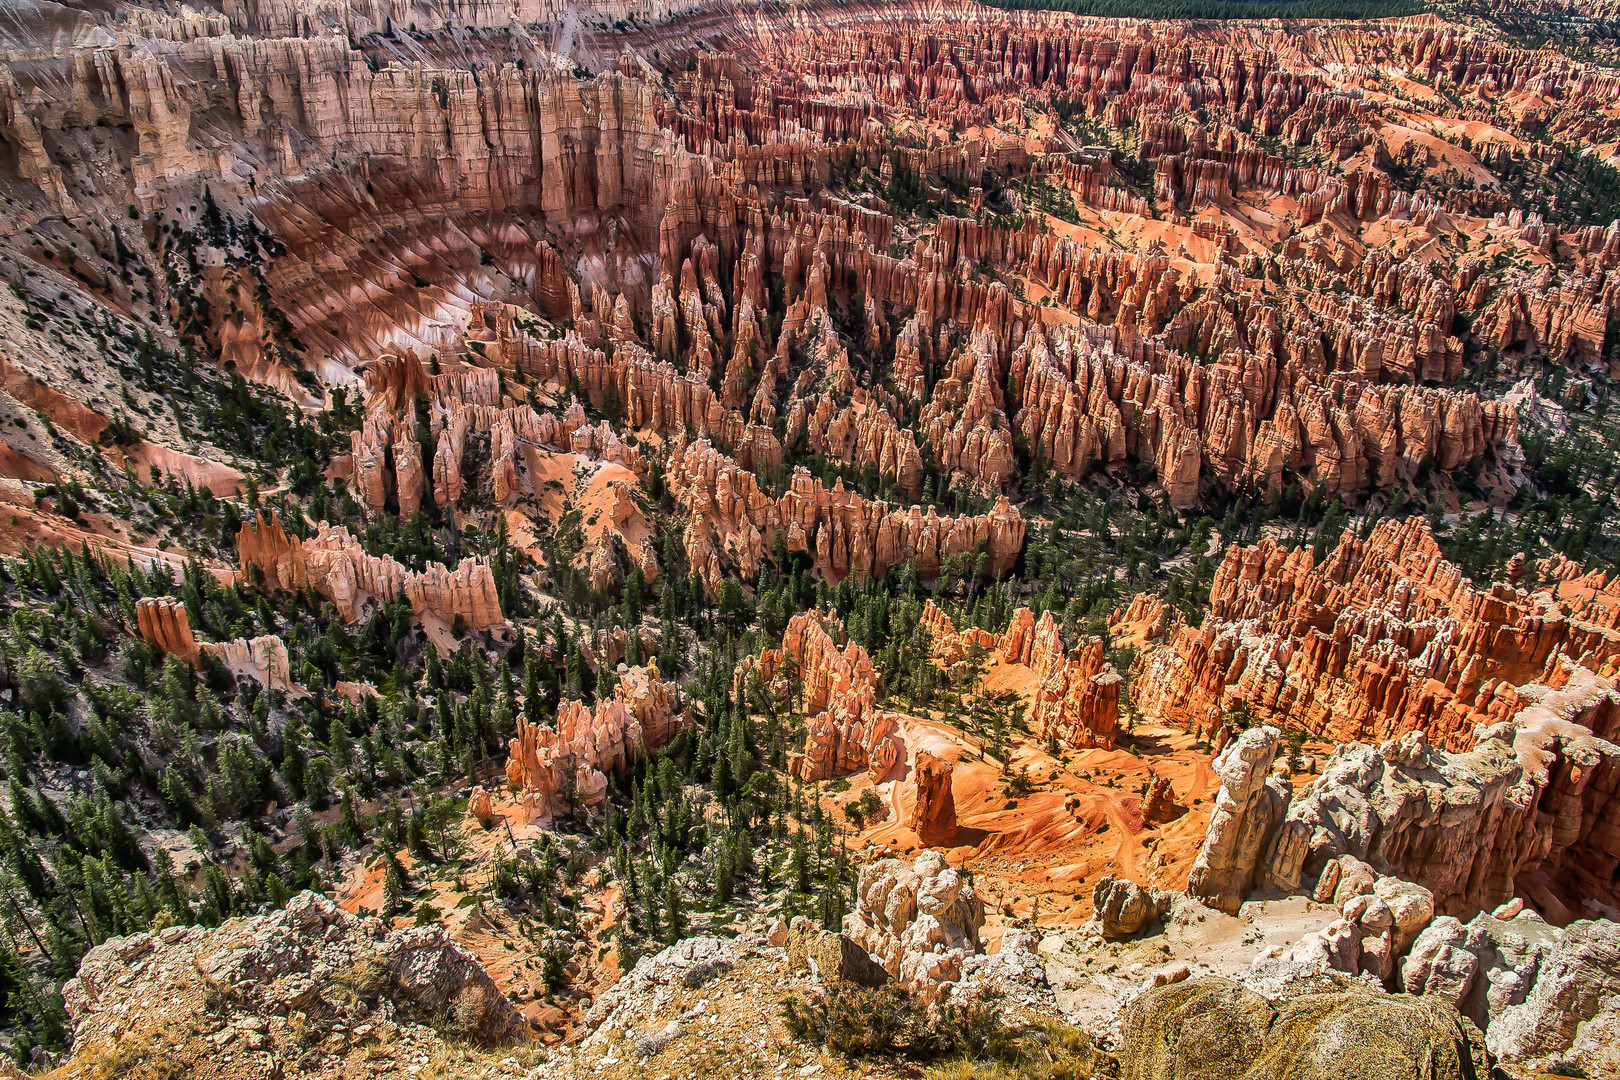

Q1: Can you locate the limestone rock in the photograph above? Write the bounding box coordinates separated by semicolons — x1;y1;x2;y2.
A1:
843;852;984;1001
1185;726;1288;915
505;666;684;821
1132;517;1620;752
60;892;520;1066
1142;775;1178;825
1262;722;1620;919
1487;919;1620;1070
1401;917;1486;1006
672;440;1024;597
199;635;294;693
785;921;889;988
238;511;503;632
771;612;903;783
1092;874;1154;939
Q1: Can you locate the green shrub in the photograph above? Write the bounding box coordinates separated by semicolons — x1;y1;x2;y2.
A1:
782;983;921;1059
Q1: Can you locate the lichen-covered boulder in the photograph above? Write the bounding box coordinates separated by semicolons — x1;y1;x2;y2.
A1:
1119;976;1489;1080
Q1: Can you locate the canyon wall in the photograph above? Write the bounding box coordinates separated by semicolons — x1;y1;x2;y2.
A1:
1186;675;1620;922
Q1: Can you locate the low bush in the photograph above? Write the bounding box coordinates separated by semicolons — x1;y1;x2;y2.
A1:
783;982;1114;1077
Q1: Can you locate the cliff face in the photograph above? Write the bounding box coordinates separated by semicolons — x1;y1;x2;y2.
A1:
1186;676;1620;922
1133;517;1620;750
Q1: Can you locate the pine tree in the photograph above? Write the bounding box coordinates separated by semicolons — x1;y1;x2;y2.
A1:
340;787;366;846
652;874;679;941
382;853;405;917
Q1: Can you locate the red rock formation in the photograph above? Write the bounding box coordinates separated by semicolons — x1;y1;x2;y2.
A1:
136;597;293;691
506;665;685;820
910;751;958;845
760;611;904;783
1142;774;1178;825
236;511;504;632
918;599;1000;664
786;390;924;497
1133;518;1620;751
1111;593;1170;642
672;439;1024;596
1473;269;1611;367
467;787;493;827
136;598;199;663
1028;614;1122;751
1008;320;1513;509
921;602;1121;749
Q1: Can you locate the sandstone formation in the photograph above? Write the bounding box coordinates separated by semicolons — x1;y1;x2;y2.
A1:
759;611;904;784
909;751;957;846
135;597;199;662
505;665;685;820
201;634;296;694
1184;726;1292;916
1134;517;1620;750
672;439;1025;596
1185;703;1620;922
1091;875;1158;939
918;599;1001;665
237;511;503;632
843;852;985;1001
1029;620;1122;752
136;596;293;691
1142;775;1178;825
351;345;647;532
467;786;494;827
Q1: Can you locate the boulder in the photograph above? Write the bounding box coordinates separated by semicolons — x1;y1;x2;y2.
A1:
785;920;889;988
1092;874;1154;939
1118;977;1489;1080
